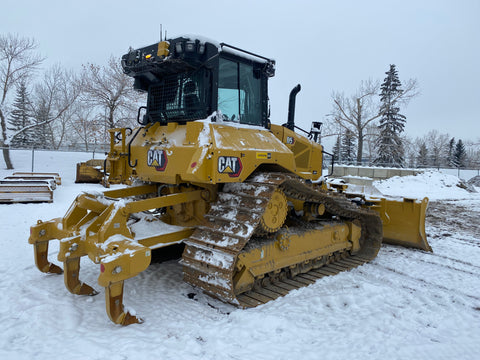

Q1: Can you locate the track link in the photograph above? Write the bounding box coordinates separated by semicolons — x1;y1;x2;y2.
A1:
237;254;372;307
182;173;383;307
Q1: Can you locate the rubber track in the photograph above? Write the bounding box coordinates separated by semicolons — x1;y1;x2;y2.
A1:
181;173;383;307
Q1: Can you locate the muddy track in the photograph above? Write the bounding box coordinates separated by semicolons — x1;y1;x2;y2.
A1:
427;200;480;239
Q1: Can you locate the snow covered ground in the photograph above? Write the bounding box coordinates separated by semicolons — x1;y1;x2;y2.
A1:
0;150;479;360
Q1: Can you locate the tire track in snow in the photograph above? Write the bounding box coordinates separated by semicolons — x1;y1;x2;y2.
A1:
404;257;479;276
373;264;480;302
430;254;480;269
381;247;480;274
421;252;480;271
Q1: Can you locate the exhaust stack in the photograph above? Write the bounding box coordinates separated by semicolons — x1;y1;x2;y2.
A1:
285;84;301;131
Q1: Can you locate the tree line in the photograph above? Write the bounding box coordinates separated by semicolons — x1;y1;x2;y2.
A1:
405;132;476;169
2;33;478;170
326;65;479;169
0;33;143;169
333;128;477;169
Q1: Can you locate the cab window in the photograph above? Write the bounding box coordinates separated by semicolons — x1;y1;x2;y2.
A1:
218;58;262;126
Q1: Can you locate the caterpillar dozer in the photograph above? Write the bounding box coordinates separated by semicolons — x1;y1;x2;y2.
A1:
29;36;431;325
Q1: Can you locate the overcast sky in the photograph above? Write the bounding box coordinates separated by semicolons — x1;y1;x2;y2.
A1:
2;0;479;149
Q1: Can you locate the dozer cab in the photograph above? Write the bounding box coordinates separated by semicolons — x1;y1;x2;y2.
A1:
29;36;431;325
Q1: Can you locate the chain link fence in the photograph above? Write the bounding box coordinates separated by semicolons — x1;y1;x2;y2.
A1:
1;145;109;172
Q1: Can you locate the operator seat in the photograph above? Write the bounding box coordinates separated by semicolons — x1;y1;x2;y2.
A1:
184;80;201;117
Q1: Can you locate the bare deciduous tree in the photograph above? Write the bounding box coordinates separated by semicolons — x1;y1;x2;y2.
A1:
465;141;480;168
0;33;44;168
30;64;81;149
401;135;416;167
327;77;418;164
81;56;141;142
424;130;450;168
70;106;104;151
364;123;380;161
328;79;381;164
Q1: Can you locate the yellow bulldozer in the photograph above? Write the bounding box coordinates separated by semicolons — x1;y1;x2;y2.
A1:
29;37;431;325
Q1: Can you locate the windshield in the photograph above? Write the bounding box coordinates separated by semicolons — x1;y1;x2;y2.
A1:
146;69;210;123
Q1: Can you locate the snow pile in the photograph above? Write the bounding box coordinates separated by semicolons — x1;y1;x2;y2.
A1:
468;175;480;188
375;170;477;200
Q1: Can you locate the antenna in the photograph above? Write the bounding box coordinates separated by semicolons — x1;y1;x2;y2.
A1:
159;25;167;41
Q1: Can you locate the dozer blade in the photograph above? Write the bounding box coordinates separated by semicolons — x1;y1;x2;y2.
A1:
368;196;431;252
75;159;106;183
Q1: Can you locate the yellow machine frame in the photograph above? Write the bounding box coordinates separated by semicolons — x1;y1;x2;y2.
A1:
28;36;430;325
29;120;430;325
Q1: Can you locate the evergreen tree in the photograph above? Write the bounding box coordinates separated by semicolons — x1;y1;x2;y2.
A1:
417;142;428;167
453;139;466;168
374;64;406;167
332;135;341;162
7;81;34;148
341;129;356;164
447;137;455;167
32;100;50;149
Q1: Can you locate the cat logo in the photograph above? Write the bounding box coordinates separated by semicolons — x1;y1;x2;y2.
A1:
218;156;242;177
147;149;168;171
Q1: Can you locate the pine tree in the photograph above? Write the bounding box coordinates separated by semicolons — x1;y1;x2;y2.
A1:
32;100;50;149
332;135;341;162
341;129;356;164
453;139;467;168
7;81;34;148
447;137;455;167
374;64;406;167
417;142;428;167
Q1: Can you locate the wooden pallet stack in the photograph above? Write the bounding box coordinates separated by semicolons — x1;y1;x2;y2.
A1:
0;172;61;203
